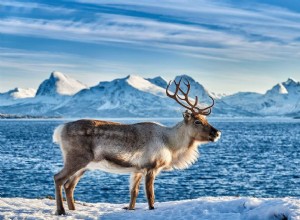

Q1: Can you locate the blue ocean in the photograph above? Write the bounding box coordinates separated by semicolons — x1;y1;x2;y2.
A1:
0;118;300;204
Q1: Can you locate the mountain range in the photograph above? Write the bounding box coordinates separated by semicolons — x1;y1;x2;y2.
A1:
0;71;299;118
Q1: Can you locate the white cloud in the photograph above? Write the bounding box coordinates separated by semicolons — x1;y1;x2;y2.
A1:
75;0;300;41
1;0;300;62
0;0;75;14
1;12;300;62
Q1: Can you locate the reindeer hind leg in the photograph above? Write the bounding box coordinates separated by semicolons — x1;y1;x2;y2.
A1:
64;169;86;210
54;155;90;215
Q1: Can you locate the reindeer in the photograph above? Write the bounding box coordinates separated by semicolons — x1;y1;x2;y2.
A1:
53;78;221;215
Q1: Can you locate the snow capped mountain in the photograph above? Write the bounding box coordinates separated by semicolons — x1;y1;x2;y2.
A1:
266;83;288;95
0;87;36;105
265;78;300;98
0;87;36;99
36;71;87;97
260;78;300;115
52;75;178;117
170;75;227;113
223;78;300;116
51;74;248;117
0;72;299;118
282;78;300;96
0;71;87;115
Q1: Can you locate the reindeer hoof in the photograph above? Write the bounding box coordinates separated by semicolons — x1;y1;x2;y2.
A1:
149;206;155;210
123;206;135;210
55;209;66;215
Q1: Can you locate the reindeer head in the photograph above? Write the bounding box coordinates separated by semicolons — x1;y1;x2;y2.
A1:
166;78;221;143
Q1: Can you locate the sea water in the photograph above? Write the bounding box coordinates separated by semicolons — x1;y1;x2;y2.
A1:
0;118;299;203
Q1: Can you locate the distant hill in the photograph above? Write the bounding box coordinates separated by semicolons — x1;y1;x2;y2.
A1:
0;72;299;118
222;78;300;116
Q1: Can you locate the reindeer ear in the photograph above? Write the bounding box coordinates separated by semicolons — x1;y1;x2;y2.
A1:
182;110;192;122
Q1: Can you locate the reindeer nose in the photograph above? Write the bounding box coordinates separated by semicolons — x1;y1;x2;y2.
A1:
210;127;219;136
211;129;221;139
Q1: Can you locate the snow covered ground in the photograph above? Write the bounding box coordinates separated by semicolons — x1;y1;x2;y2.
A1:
1;197;300;220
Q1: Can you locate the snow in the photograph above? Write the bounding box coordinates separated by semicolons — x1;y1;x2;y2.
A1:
1;197;300;220
0;87;36;99
126;75;165;96
50;71;87;96
274;83;288;95
266;83;289;96
9;87;36;99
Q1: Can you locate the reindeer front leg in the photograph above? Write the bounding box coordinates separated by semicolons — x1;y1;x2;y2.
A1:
145;169;156;210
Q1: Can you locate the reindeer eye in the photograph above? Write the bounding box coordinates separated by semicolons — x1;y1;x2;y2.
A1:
194;120;202;125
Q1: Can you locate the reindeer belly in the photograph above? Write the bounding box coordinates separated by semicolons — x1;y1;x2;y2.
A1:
91;142;144;173
86;160;137;174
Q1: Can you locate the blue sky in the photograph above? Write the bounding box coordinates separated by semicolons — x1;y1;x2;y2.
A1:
1;0;300;94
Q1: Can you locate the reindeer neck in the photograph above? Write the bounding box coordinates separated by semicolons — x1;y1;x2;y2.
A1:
166;121;195;151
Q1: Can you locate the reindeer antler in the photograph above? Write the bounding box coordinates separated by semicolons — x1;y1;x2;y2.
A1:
166;78;214;116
